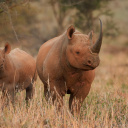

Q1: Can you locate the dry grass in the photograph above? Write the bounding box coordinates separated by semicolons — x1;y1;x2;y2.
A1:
0;45;128;128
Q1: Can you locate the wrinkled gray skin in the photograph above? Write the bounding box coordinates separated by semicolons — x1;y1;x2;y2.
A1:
36;19;102;115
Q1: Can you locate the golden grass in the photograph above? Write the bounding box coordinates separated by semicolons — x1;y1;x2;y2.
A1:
0;45;128;128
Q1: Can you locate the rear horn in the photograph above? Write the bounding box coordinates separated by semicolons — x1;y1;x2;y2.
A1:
90;19;102;53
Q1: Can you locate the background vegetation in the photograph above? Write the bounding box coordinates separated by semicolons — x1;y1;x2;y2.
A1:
0;0;128;127
0;0;128;54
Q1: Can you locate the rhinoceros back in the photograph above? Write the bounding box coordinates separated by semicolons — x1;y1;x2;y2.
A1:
9;48;36;85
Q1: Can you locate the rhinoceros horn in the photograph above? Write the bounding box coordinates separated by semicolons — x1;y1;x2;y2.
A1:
88;30;93;45
90;19;102;54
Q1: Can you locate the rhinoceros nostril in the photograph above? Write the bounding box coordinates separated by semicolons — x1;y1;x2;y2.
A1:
87;60;91;65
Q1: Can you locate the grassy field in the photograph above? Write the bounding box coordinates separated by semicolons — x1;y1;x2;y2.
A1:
0;43;128;128
0;0;128;127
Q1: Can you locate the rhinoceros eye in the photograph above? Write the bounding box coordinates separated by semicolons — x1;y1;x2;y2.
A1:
76;51;80;55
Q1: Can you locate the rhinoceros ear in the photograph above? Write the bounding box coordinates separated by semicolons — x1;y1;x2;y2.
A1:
4;43;11;54
67;25;75;39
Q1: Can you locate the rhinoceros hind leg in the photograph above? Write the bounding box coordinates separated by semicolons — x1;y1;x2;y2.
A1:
25;83;34;104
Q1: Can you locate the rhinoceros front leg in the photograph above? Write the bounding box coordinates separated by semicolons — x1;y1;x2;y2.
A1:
69;83;91;116
1;89;15;108
1;90;8;108
44;81;64;110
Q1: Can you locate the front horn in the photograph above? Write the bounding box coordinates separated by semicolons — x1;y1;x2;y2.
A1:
90;19;102;53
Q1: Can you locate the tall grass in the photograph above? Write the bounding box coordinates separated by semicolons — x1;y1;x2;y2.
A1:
0;48;128;128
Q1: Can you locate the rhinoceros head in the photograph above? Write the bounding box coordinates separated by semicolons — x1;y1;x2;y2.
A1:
0;43;11;70
66;19;102;71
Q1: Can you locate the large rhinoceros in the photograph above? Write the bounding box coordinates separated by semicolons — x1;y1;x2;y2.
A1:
36;19;102;115
0;43;37;105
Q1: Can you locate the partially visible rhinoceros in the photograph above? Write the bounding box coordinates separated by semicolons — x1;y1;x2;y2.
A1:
36;19;103;115
0;43;37;105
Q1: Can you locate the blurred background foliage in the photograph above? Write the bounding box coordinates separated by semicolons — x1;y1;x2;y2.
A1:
0;0;128;55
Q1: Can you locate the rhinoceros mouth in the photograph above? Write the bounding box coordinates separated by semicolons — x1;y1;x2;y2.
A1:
83;64;95;70
87;66;95;70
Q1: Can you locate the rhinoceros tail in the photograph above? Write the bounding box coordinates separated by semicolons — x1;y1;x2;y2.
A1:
32;68;37;84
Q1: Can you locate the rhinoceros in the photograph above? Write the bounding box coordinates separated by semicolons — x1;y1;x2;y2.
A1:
0;43;37;105
36;19;102;115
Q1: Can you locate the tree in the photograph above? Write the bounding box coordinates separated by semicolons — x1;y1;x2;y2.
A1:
0;0;37;43
73;0;108;30
49;0;72;34
0;0;29;14
49;0;118;36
